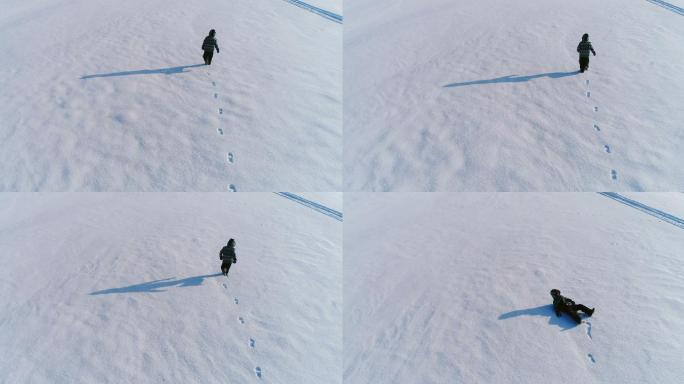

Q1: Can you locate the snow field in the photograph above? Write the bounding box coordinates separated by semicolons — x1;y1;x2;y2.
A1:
0;193;342;383
344;0;684;191
344;192;684;383
0;0;342;191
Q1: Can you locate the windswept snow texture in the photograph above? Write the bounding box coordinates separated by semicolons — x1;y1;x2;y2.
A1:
344;193;684;384
0;0;341;191
0;193;342;383
345;0;684;191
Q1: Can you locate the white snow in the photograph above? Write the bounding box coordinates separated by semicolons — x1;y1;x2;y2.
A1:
0;192;342;383
344;0;684;191
0;0;342;191
621;192;684;219
344;192;684;383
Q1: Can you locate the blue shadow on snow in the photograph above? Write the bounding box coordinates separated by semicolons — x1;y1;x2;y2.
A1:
498;304;580;330
81;63;206;79
90;273;223;295
444;71;579;88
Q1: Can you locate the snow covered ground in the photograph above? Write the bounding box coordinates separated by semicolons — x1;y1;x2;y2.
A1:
0;192;342;383
344;0;684;191
0;0;341;191
344;193;684;383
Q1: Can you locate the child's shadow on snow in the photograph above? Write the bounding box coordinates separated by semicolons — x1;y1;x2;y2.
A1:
80;64;206;79
498;304;579;330
443;71;579;88
89;273;222;295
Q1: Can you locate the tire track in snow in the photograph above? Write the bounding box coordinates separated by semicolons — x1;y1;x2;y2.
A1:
598;192;684;230
282;0;343;24
275;192;343;221
646;0;684;16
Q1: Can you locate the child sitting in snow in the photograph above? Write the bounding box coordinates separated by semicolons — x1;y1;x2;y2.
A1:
550;289;594;324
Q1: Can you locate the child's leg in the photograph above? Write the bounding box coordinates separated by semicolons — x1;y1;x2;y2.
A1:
576;304;593;315
579;57;589;71
563;308;582;323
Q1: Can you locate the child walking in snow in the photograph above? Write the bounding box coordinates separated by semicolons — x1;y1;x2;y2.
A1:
220;239;237;276
202;29;220;65
577;33;596;73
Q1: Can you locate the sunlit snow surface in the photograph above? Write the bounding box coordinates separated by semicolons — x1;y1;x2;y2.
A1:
344;193;684;383
0;0;341;191
0;193;342;383
344;0;684;191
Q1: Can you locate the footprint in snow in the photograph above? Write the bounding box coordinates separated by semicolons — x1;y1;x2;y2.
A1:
611;170;618;180
228;184;237;192
587;91;591;98
249;338;255;348
214;93;218;99
593;124;600;132
594;106;598;112
586;79;590;85
234;297;239;304
227;152;234;163
586;321;593;339
222;283;227;289
239;317;245;324
604;145;611;154
212;81;216;87
587;353;596;363
219;108;223;115
255;367;262;379
217;128;224;135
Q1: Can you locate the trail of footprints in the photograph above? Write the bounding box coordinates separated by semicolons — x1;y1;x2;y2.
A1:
223;284;262;379
208;72;237;192
585;321;596;364
586;79;617;182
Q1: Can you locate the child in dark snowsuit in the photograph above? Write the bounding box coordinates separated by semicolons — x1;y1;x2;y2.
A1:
550;289;594;324
202;29;220;65
220;239;237;276
577;33;596;73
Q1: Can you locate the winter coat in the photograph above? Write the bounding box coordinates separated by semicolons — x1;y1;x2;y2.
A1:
202;36;219;53
553;294;576;315
220;245;236;263
577;41;595;58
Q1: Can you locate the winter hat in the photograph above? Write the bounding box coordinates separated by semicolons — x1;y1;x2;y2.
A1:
550;289;560;296
582;33;589;41
209;29;216;36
